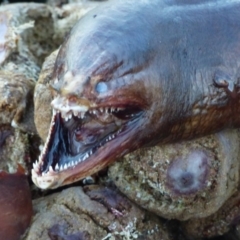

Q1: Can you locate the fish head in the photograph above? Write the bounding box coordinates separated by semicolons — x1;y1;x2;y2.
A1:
32;7;159;189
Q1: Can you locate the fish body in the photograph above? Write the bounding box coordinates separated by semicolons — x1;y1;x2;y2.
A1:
32;0;240;189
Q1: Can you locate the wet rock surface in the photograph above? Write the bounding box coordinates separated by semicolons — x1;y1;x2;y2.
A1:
0;1;240;239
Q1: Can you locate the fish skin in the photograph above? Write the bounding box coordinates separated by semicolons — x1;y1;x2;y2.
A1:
34;0;240;189
53;0;240;143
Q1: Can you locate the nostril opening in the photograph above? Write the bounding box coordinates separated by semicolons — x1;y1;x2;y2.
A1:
96;81;108;93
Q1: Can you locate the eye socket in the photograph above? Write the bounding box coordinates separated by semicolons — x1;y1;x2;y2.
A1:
95;81;108;93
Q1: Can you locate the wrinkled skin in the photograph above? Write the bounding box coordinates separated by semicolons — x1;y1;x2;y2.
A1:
32;0;240;189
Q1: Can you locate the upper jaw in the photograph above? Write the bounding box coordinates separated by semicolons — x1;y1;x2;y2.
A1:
51;95;90;118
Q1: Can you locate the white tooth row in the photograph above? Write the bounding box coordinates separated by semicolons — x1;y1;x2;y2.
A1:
105;133;116;142
90;107;123;114
32;111;57;176
61;110;86;121
33;130;121;177
54;150;94;172
35;112;56;171
33;149;95;176
59;107;124;122
51;96;89;113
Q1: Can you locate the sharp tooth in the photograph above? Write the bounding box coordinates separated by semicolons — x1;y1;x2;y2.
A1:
93;110;97;114
105;108;108;113
109;136;112;140
42;172;46;176
100;108;103;113
81;112;85;118
49;166;54;173
75;161;78;165
65;116;68;121
61;112;65;118
59;165;63;171
71;161;74;167
111;107;115;112
69;114;72;119
64;163;68;170
55;163;59;170
31;169;37;177
68;162;72;168
33;162;37;169
73;111;78;116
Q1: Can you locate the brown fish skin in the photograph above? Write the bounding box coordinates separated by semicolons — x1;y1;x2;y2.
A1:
32;0;240;189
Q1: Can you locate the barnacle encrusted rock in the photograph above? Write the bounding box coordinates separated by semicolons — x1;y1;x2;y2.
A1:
0;71;35;132
109;129;240;221
0;126;30;173
25;185;171;240
181;190;240;239
0;3;58;134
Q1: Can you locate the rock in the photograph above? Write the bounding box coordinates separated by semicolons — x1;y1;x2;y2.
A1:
109;129;240;221
0;168;33;240
25;185;171;240
0;70;35;133
34;50;58;141
0;125;30;174
181;190;240;239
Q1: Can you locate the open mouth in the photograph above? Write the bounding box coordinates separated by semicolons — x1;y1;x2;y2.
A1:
32;97;143;188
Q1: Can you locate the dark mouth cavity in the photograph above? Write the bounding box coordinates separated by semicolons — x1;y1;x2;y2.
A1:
40;106;142;174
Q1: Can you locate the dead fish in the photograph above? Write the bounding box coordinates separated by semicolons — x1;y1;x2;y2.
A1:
32;0;240;189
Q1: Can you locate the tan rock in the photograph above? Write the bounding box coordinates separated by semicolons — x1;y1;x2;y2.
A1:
25;185;171;240
109;129;240;221
181;190;240;238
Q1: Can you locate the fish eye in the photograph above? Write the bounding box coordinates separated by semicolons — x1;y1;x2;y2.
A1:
95;81;108;93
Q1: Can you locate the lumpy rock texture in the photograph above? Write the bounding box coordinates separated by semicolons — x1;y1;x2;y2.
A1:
109;129;240;220
25;185;171;240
